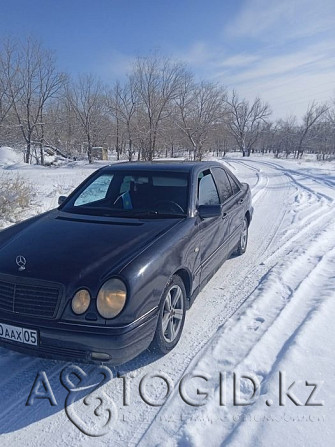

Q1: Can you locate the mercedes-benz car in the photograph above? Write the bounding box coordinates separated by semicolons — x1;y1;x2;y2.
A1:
0;161;253;365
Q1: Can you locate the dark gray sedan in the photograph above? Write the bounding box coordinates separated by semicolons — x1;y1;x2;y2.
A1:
0;161;252;364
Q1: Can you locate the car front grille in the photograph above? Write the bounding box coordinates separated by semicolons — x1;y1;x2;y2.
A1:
0;275;62;319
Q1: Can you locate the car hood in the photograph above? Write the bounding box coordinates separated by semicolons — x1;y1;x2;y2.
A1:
0;210;181;286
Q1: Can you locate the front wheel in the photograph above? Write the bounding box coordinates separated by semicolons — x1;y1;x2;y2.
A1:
150;275;186;354
236;217;248;255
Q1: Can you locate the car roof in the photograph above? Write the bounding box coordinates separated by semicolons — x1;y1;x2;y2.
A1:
101;160;225;173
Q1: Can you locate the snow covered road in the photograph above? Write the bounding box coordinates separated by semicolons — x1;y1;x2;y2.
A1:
0;156;334;446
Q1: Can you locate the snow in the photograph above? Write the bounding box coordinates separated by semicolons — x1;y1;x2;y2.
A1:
0;146;23;167
0;150;334;446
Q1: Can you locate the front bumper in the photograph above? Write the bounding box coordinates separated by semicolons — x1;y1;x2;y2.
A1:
0;309;159;365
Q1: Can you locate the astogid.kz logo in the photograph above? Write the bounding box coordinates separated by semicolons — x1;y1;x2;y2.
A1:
25;366;324;437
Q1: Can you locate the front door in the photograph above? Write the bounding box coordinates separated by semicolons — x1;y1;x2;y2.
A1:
196;169;231;283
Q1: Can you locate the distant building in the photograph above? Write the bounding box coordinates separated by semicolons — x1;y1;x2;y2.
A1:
92;147;108;160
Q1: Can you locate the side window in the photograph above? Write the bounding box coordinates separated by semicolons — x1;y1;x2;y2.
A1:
226;172;241;195
211;167;233;202
198;170;220;206
74;174;113;206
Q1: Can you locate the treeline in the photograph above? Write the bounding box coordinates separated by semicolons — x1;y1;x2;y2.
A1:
0;37;334;164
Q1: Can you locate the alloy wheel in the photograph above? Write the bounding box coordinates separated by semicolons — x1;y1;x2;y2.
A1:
161;284;184;343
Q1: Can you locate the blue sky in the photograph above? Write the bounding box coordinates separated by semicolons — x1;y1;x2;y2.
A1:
1;0;334;120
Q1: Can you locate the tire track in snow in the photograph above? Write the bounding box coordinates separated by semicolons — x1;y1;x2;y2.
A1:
237;158;334;202
220;238;335;447
229;159;333;259
225;159;269;205
138;208;335;447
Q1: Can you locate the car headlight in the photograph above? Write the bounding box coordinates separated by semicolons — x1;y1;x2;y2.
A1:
72;289;91;314
97;278;127;319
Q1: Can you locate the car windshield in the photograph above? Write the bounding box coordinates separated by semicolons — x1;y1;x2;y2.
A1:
61;169;189;218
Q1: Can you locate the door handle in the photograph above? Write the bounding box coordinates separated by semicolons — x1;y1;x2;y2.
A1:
222;212;228;219
238;198;244;204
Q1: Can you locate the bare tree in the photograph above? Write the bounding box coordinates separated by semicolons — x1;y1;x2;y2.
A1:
107;79;137;160
272;117;297;158
225;91;271;156
310;120;335;160
175;74;226;160
1;38;66;164
66;74;107;163
0;42;18;126
159;114;185;158
42;97;82;157
0;40;25;148
327;98;335;126
107;82;124;160
131;54;185;160
209;126;232;158
295;101;329;158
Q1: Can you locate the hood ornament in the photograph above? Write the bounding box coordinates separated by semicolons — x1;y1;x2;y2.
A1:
16;255;26;271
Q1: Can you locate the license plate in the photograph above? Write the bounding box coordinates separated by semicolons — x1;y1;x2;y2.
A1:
0;322;38;346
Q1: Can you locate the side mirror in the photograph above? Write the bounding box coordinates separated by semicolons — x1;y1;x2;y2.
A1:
58;196;67;206
197;204;221;219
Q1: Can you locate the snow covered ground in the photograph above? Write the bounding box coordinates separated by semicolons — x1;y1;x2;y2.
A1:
0;149;334;446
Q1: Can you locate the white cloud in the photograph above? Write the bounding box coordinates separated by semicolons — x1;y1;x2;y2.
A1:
172;0;335;121
176;41;211;66
221;40;335;84
99;50;135;81
225;0;335;41
236;70;334;121
218;54;261;68
211;38;335;120
225;0;295;39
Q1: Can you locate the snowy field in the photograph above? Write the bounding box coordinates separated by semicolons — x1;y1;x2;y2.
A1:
0;149;334;446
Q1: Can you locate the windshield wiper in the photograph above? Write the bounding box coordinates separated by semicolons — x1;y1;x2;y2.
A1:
127;210;186;218
98;210;159;218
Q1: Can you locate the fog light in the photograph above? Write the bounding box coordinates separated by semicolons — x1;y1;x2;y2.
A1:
91;352;111;361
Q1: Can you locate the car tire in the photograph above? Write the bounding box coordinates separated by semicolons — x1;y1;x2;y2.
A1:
150;275;186;355
236;217;248;255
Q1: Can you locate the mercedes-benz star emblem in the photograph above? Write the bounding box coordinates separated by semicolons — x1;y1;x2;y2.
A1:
16;255;26;271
